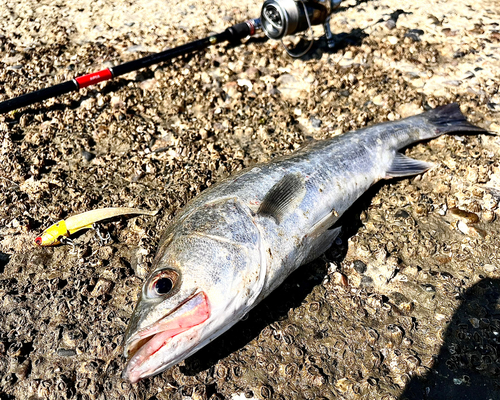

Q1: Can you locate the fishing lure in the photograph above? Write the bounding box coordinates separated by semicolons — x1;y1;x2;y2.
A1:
35;207;158;246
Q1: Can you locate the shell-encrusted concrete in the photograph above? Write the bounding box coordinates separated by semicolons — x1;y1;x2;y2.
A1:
0;0;499;399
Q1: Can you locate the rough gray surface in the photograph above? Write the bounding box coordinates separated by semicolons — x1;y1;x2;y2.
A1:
0;0;499;399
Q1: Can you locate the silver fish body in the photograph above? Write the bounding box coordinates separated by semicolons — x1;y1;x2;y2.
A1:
122;104;484;383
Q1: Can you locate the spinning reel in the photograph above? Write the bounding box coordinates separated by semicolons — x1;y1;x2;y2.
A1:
260;0;342;55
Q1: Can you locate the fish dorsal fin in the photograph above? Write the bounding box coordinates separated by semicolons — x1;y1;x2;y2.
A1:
385;153;434;179
258;172;306;224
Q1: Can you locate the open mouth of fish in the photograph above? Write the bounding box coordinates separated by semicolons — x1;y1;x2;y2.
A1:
123;291;210;383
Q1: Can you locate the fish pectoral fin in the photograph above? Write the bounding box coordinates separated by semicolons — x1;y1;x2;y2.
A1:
385;153;434;179
257;172;306;224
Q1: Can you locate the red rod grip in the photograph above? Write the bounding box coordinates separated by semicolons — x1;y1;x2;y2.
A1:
75;68;113;88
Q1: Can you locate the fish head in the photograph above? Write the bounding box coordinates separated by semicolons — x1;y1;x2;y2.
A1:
122;249;263;382
122;253;263;383
123;199;265;383
122;256;259;383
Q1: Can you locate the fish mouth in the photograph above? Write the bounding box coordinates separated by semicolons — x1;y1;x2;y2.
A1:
122;291;210;383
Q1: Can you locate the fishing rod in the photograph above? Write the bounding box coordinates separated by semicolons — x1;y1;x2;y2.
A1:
0;0;341;114
0;20;259;114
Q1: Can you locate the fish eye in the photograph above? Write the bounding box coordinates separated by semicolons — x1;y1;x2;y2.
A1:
154;277;173;295
146;269;179;298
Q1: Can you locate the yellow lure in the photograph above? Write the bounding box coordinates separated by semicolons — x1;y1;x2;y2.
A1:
35;207;158;246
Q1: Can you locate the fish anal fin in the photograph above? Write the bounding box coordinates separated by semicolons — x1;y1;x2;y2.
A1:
257;172;306;224
385;153;434;179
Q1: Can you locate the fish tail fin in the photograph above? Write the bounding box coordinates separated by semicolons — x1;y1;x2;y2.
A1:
422;103;487;138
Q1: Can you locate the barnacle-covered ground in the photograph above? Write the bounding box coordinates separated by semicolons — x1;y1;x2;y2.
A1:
1;0;500;399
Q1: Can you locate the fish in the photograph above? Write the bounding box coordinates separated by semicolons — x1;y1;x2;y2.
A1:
35;207;158;246
122;104;485;383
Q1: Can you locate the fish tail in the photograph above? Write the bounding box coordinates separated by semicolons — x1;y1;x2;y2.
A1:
422;103;487;138
385;104;486;179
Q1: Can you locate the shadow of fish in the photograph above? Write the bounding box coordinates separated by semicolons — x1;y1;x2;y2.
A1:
122;103;486;383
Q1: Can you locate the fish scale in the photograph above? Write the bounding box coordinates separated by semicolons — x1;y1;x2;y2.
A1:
121;104;486;383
